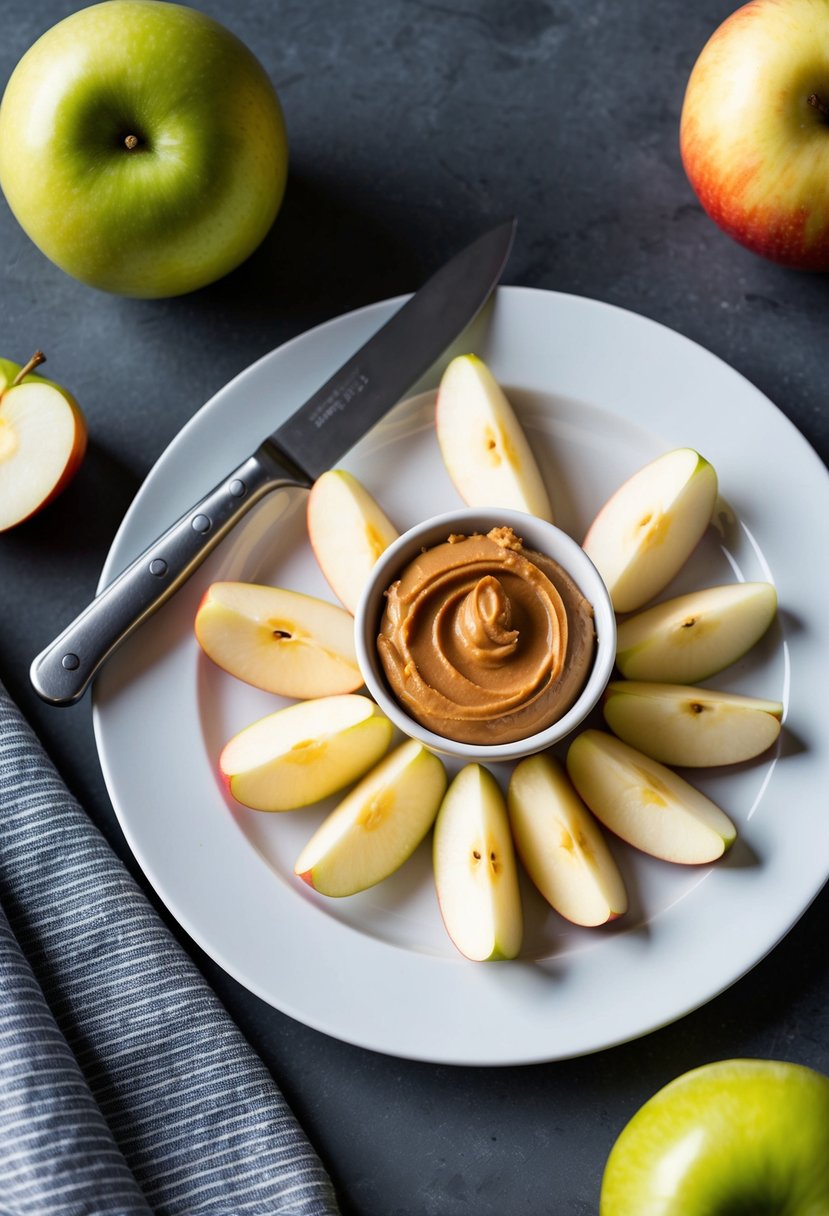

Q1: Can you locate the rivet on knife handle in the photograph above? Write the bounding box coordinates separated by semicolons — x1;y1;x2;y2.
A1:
30;444;309;706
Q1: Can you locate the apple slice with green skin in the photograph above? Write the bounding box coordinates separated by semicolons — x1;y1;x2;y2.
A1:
600;1059;829;1216
615;582;778;684
435;354;554;522
294;739;447;896
582;448;718;614
508;754;627;927
220;694;392;812
307;469;399;613
603;680;783;767
195;582;362;698
433;764;523;961
566;730;736;865
0;352;87;531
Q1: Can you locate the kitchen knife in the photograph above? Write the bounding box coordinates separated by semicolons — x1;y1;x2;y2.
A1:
31;217;516;706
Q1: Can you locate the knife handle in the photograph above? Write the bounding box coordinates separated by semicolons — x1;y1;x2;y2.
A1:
30;443;310;706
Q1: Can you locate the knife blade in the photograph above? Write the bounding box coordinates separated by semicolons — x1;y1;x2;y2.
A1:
31;217;516;707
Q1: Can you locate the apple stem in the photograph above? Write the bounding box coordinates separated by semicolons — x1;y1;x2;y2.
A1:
12;351;46;386
124;135;139;150
808;93;829;121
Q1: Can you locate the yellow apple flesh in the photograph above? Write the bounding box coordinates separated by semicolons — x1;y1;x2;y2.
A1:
294;739;447;896
603;680;783;767
0;353;86;531
567;730;737;865
508;754;628;927
195;582;362;697
433;764;523;961
582;449;717;614
219;694;392;812
615;582;778;684
306;469;399;614
435;354;554;522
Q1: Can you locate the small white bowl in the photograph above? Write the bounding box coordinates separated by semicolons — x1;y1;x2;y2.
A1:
354;507;616;763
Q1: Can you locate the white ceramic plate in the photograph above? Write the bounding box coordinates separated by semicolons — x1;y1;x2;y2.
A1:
93;286;829;1066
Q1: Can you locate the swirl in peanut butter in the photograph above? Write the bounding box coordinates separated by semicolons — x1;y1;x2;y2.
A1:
377;527;595;745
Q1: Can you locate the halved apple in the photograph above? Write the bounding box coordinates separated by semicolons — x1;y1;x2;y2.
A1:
0;352;87;531
294;739;447;896
602;680;783;767
435;354;553;521
582;448;718;614
615;582;778;684
433;764;523;961
307;468;399;613
566;729;737;864
195;582;362;697
220;694;392;812
508;754;627;926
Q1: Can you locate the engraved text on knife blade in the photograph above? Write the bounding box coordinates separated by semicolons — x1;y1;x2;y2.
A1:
309;367;370;429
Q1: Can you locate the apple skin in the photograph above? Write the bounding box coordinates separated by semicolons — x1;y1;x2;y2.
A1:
680;0;829;270
0;354;87;531
0;1;288;297
600;1059;829;1215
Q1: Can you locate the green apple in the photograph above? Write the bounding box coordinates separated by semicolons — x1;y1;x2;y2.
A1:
219;695;392;812
601;1059;829;1215
0;352;87;531
0;1;288;297
294;739;447;896
433;764;523;961
195;582;363;698
435;354;554;522
680;0;829;270
582;449;718;614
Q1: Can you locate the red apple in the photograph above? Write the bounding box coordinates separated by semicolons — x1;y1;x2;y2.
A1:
0;351;87;531
680;0;829;270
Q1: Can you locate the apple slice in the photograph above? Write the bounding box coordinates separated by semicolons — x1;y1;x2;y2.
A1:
508;754;627;926
433;764;523;961
435;354;553;521
566;730;736;864
195;582;362;698
582;448;717;614
602;680;783;767
294;739;447;896
0;351;87;531
307;469;399;613
220;694;392;812
615;582;778;684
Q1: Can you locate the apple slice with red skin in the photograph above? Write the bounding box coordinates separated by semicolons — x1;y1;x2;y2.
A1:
195;582;362;698
307;469;399;614
295;739;447;896
582;448;717;614
435;354;553;522
0;352;87;531
433;763;523;961
220;694;392;812
603;680;783;767
566;729;736;865
615;582;778;684
508;753;628;927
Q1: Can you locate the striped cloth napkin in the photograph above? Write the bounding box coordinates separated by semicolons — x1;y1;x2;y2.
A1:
0;679;341;1216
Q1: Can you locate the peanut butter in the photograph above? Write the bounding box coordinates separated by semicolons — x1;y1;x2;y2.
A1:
377;527;595;745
